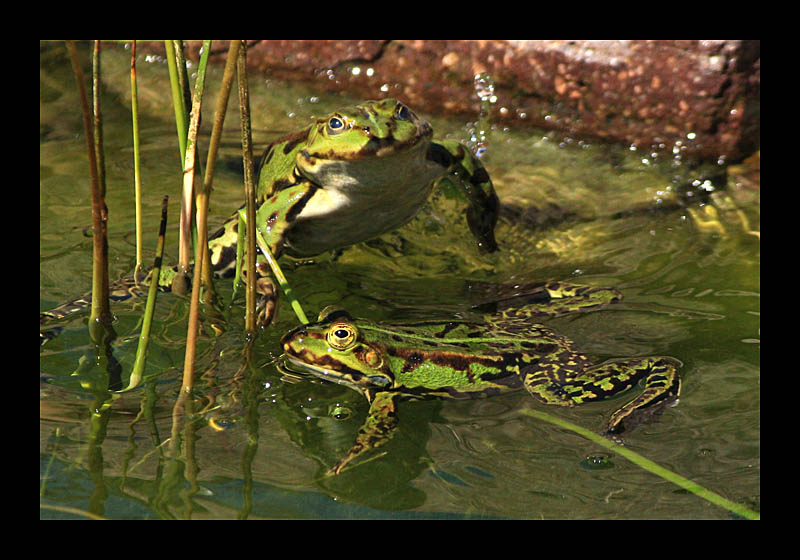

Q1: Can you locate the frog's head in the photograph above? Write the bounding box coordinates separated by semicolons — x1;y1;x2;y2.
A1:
296;99;433;189
279;307;394;395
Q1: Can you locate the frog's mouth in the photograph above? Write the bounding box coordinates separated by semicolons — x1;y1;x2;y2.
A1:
278;355;329;377
278;355;374;395
279;355;356;386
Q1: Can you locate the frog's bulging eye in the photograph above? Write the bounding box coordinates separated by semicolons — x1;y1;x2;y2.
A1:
395;104;411;121
327;115;346;134
327;322;357;350
330;405;352;421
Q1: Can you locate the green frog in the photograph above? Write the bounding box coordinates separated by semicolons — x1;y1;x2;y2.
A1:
279;282;681;474
40;99;498;333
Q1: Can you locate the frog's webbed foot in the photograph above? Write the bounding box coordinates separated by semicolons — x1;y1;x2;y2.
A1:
329;392;398;475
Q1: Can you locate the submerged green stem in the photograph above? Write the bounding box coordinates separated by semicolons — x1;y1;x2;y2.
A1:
119;196;169;393
518;408;760;520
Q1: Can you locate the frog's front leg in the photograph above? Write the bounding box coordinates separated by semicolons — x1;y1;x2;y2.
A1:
523;356;681;434
235;184;314;327
430;140;499;253
330;391;399;474
487;282;623;328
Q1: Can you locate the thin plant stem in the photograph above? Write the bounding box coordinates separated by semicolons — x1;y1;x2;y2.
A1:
90;41;111;332
164;40;193;292
65;41;111;338
172;41;193;132
130;40;144;280
174;40;201;266
518;408;760;520
180;40;212;398
164;40;188;165
119;196;170;393
199;40;240;292
236;41;258;335
92;41;107;199
255;227;309;325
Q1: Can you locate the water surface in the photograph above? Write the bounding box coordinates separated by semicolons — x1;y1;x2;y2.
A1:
40;44;759;519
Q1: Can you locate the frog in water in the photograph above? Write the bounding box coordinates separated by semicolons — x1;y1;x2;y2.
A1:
279;282;681;474
40;99;498;333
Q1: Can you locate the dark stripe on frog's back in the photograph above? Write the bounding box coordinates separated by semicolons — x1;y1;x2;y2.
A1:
281;129;308;155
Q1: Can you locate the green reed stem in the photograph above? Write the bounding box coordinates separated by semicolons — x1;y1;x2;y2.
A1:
92;42;107;199
130;40;144;279
236;41;258;335
165;41;194;294
181;40;212;397
119;196;170;393
255;228;309;325
173;41;200;274
518;408;760;520
199;40;240;291
164;40;188;165
65;41;111;339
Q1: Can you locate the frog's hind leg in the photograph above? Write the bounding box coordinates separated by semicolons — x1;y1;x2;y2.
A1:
602;357;682;434
488;282;623;320
522;356;681;434
535;282;623;316
40;272;151;345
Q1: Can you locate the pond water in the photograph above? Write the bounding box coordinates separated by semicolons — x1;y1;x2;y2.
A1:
40;43;760;519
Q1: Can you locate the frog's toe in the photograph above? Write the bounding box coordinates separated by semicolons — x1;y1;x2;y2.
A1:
329;455;355;475
255;277;278;327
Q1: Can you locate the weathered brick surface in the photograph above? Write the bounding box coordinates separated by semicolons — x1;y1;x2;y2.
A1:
165;40;761;162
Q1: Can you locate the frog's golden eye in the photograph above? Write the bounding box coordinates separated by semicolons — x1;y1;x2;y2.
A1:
327;115;347;134
327;322;357;350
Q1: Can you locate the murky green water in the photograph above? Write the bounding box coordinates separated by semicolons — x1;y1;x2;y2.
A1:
40;43;759;519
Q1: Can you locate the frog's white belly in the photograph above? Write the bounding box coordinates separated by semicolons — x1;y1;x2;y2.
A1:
285;146;442;257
